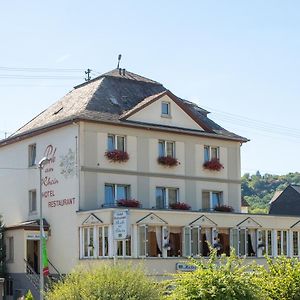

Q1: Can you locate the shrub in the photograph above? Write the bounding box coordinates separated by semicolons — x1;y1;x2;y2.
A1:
45;264;162;300
214;205;234;212
105;150;129;162
164;248;263;300
203;158;224;171
25;290;34;300
169;202;191;210
117;199;140;208
253;256;300;300
157;156;179;167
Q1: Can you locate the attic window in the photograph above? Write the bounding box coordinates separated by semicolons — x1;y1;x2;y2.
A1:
53;107;63;115
161;102;170;116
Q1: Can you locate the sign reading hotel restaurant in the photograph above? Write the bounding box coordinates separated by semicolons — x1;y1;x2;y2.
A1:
113;210;128;240
176;263;197;272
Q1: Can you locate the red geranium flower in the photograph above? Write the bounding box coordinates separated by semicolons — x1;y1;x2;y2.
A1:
105;150;129;163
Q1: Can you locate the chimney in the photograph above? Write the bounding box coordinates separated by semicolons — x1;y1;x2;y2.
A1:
119;68;122;75
122;68;126;76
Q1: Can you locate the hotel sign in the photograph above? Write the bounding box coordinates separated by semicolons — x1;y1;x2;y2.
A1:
113;210;128;240
176;263;197;272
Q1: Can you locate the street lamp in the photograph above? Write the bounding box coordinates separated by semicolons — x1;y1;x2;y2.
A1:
38;157;50;300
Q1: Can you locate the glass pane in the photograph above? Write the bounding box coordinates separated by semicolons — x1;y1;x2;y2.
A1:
184;227;191;257
168;189;177;207
277;231;282;255
166;142;174;157
239;229;246;256
125;239;131;256
283;231;287;255
231;229;239;255
98;227;103;256
156;188;165;209
117;241;123;256
202;192;210;210
138;226;146;256
105;185;114;205
104;227;109;256
211;147;218;160
191;227;199;256
267;231;272;256
204;146;210;162
84;228;88;257
107;135;115;151
117;185;127;200
162;102;169;115
116;136;125;151
89;227;94;257
212;192;220;208
158;141;165;157
293;232;298;256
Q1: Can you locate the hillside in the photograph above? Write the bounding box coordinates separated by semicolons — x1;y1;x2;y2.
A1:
241;171;300;213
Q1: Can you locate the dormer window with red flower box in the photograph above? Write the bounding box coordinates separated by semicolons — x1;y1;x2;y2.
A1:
203;145;223;171
105;134;129;163
157;140;179;167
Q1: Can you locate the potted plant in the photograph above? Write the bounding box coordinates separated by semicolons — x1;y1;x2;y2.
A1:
117;199;140;208
105;150;129;163
169;202;191;210
214;205;234;212
157;156;179;167
203;158;224;171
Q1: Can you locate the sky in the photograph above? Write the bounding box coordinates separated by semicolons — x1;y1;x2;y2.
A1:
0;1;300;175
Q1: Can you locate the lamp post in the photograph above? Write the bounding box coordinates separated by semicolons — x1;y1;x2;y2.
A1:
38;157;50;300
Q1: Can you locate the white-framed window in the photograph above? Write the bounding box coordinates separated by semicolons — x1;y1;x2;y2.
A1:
202;191;223;210
277;230;288;256
29;189;37;214
6;237;14;263
204;145;219;162
107;134;126;152
161;101;170;116
257;229;273;257
81;226;110;258
184;226;212;257
158;140;175;157
104;184;130;206
156;187;178;209
230;228;257;257
292;231;300;257
28;143;36;167
115;239;131;257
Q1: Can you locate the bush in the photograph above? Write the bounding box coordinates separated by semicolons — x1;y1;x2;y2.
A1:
164;248;263;300
45;264;162;300
253;256;300;300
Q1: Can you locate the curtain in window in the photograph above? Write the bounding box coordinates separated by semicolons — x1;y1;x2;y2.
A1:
248;230;256;256
155;227;162;253
166;142;174;157
211;147;218;159
158;141;165;157
116;136;125;151
168;189;177;206
204;146;210;162
107;135;114;151
105;185;114;205
202;192;210;210
184;227;191;256
156;188;165;209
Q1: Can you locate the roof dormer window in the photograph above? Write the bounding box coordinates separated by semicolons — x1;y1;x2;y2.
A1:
161;101;170;117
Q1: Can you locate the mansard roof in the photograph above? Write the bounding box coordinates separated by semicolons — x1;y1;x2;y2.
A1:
2;68;248;145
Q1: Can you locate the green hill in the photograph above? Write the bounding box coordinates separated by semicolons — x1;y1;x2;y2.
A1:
241;171;300;214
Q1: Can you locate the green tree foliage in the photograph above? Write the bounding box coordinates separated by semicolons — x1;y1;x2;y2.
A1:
0;216;5;277
45;264;162;300
25;290;34;300
164;249;263;300
242;172;300;213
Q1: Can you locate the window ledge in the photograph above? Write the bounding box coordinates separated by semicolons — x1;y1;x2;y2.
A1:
161;114;172;119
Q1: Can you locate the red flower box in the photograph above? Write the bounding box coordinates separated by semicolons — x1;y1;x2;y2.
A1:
105;150;129;163
157;156;179;167
203;158;224;171
214;205;234;212
117;199;140;208
169;202;191;210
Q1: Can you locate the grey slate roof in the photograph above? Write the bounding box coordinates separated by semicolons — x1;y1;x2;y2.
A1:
8;68;248;142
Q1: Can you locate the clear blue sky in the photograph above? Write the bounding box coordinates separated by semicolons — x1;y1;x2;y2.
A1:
1;1;300;175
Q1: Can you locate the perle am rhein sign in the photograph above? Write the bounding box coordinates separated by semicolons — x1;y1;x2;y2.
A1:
113;210;128;240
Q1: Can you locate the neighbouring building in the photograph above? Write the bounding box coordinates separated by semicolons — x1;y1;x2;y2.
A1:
269;185;300;215
1;68;300;299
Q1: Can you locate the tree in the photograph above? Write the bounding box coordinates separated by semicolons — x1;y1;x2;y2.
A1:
0;216;5;277
45;264;162;300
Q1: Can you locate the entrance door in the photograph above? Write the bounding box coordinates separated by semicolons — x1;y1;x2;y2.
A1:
26;240;40;274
